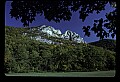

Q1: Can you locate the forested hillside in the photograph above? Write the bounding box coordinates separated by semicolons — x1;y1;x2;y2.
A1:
89;39;116;52
5;26;115;73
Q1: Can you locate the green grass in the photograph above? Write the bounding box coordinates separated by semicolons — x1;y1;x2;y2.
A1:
5;70;115;77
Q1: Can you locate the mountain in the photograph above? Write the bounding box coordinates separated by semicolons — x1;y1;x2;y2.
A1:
62;30;84;43
23;25;85;44
5;26;115;73
89;39;116;52
33;25;62;37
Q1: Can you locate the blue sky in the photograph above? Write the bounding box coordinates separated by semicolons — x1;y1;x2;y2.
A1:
5;1;116;43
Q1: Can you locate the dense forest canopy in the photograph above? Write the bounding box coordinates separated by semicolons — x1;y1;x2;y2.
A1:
4;0;120;77
89;39;116;52
5;26;115;73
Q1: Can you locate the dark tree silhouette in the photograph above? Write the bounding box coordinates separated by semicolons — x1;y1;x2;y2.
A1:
8;0;120;77
10;1;116;40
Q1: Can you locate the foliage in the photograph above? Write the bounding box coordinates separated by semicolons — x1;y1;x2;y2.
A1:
5;26;115;73
89;39;116;52
9;1;116;39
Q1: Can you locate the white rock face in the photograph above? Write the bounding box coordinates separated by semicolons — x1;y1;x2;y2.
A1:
28;25;85;44
39;25;62;37
62;30;84;43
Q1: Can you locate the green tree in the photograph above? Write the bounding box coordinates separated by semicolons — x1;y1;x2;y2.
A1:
6;1;120;76
40;49;53;71
104;50;115;70
5;26;116;72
